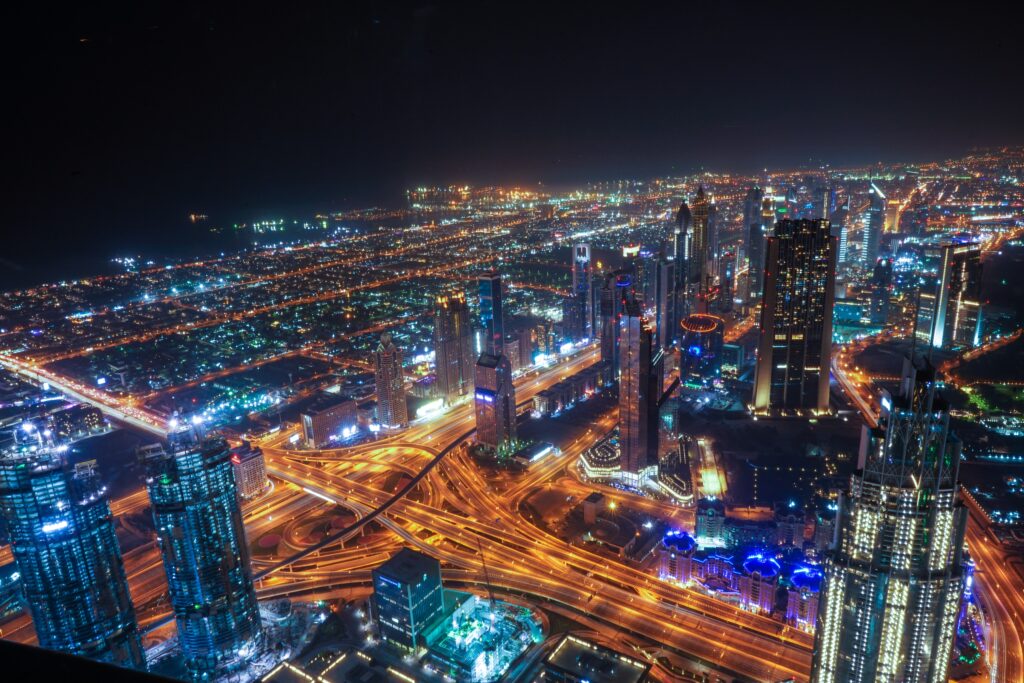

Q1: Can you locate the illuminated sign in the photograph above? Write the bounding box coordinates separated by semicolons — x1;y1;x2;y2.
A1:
41;520;69;534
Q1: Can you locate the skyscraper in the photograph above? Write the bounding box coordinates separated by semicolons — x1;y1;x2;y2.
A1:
600;270;632;379
374;332;409;428
812;355;967;683
744;187;766;302
915;240;983;349
814;184;835;220
689;186;713;295
618;296;661;475
654;257;676;349
674;201;693;319
561;293;585;342
143;433;263;676
572;243;593;338
474;352;516;450
869;258;893;325
433;290;475;405
752;219;837;415
478;270;505;355
0;453;144;669
863;183;885;265
717;249;735;313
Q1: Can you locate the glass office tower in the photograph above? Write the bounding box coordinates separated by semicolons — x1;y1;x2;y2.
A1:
478;270;505;356
0;452;144;669
143;433;263;677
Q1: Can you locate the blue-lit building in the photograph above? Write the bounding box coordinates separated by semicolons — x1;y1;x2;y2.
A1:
679;313;724;386
372;548;446;651
478;270;505;356
786;564;822;631
0;452;144;669
143;432;263;677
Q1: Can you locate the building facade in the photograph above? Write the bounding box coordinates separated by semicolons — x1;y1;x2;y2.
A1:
372;549;445;651
689;186;714;296
618;297;660;475
143;435;263;676
432;290;475;404
0;454;144;669
811;356;967;683
474;352;516;451
478;270;505;356
374;332;409;429
915;240;983;350
599;270;631;380
744;187;766;302
300;392;358;448
863;183;885;265
572;243;593;339
752;219;837;416
230;440;270;499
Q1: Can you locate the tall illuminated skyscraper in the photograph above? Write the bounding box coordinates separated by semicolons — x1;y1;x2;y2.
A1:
915;240;983;349
654;256;676;349
478;270;505;355
571;243;593;338
474;352;516;450
618;296;661;475
752;219;836;415
0;452;144;669
744;187;766;302
812;355;967;683
600;270;632;379
689;186;713;295
143;432;263;676
863;183;885;265
814;184;835;220
717;249;735;313
374;332;409;428
673;201;693;319
433;290;475;405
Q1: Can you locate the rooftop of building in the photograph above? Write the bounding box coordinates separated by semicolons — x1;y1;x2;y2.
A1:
544;634;649;683
373;548;439;586
303;392;356;415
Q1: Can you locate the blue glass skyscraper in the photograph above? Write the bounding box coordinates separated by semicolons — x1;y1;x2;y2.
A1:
143;431;263;677
478;270;504;356
0;451;144;669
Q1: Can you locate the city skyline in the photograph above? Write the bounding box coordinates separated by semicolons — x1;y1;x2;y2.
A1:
1;6;1023;681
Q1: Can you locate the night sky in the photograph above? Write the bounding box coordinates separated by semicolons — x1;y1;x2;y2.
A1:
2;2;1020;288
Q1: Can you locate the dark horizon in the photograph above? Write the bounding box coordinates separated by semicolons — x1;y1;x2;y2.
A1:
2;2;1021;289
